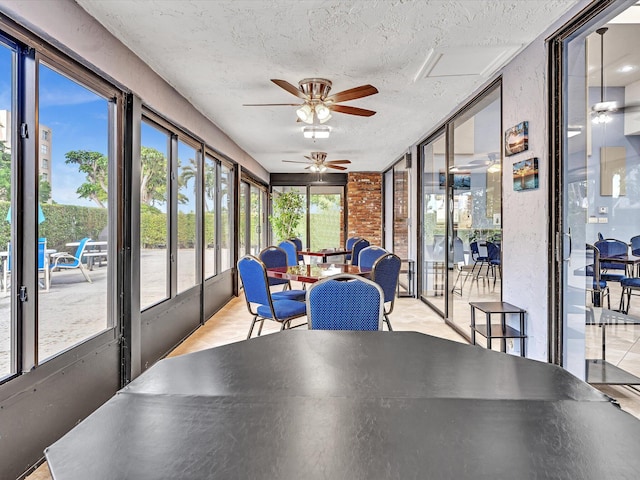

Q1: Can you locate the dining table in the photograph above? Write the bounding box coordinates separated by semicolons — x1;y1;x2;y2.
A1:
267;262;371;283
298;248;352;263
44;330;640;479
599;252;640;277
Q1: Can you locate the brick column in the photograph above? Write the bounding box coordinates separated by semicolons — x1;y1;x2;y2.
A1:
347;172;382;246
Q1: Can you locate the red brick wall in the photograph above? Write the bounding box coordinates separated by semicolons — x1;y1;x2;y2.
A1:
347;172;382;246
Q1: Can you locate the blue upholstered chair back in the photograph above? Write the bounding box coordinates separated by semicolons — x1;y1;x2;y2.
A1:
306;274;383;330
358;246;387;269
237;255;271;306
259;246;289;286
371;253;401;304
632;235;640;256
278;240;299;266
288;237;303;261
595;238;627;271
487;242;501;265
351;238;370;266
470;241;489;262
345;236;361;261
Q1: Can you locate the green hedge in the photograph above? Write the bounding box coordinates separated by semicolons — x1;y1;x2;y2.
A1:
0;201;108;252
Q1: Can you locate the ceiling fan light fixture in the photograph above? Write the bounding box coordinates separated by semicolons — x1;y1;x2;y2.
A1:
296;104;313;123
309;164;319;172
302;125;331;139
319;165;327;173
592;111;611;124
315;103;331;121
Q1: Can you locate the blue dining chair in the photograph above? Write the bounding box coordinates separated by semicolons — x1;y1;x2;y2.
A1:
350;238;370;267
358;245;387;269
581;244;611;309
237;255;307;339
345;236;362;262
288;237;303;262
487;241;501;287
470;241;490;279
306;274;383;330
370;253;401;331
258;246;305;301
594;238;627;282
277;240;299;267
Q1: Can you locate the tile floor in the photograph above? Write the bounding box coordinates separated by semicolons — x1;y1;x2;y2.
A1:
25;291;640;480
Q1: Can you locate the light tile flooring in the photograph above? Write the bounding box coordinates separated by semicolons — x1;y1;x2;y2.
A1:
25;290;640;480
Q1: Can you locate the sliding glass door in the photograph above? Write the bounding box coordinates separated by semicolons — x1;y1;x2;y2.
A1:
420;83;502;337
560;2;640;383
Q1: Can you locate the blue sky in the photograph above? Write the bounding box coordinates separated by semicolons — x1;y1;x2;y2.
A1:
0;45;197;213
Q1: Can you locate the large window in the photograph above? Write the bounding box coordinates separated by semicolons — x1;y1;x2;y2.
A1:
0;39;15;378
270;185;309;247
140;120;169;309
240;178;267;257
177;140;199;293
220;163;233;271
309;185;343;251
36;61;114;362
204;154;217;279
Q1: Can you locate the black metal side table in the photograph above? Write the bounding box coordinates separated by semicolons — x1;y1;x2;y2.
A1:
470;301;526;357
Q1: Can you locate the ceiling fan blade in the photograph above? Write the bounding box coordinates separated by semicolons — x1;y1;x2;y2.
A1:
325;84;378;103
282;160;313;164
330;104;376;117
243;103;301;106
326;160;351;164
271;79;307;100
327;164;348;171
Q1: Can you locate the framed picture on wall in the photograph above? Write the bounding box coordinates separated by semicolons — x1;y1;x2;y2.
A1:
505;121;529;156
513;158;539;191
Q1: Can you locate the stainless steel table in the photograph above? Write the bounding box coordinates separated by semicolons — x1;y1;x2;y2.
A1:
45;331;640;479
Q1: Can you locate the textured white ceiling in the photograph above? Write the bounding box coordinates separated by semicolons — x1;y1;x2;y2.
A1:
75;0;578;173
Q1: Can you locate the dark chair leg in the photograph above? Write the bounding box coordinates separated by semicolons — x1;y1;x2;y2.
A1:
247;315;259;340
383;313;393;331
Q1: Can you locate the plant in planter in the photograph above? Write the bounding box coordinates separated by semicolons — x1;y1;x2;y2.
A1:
269;191;305;242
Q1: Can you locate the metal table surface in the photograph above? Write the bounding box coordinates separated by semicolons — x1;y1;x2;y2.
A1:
45;331;640;479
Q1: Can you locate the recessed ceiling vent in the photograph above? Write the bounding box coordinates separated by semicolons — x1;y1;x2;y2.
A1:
414;45;521;82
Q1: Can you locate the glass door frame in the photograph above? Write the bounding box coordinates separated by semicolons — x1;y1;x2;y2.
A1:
418;78;503;340
549;0;631;368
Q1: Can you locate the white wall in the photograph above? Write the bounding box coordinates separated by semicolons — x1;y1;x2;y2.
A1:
0;0;269;183
498;0;592;360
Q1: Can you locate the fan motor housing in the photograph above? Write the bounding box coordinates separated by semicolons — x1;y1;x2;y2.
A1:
299;78;332;100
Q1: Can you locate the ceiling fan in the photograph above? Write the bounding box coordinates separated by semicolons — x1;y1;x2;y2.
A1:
592;27;617;124
589;27;640;123
282;152;351;172
244;78;378;124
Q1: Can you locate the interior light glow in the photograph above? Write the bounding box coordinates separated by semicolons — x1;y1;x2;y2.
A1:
315;104;331;121
592;111;611;124
302;126;331;139
619;65;635;73
296;104;313;124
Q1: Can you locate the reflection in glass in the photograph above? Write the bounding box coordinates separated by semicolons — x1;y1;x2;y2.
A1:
449;90;502;333
421;134;446;314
